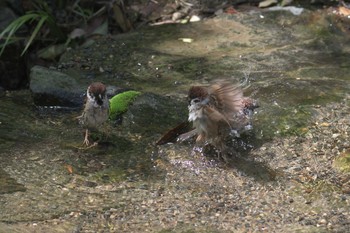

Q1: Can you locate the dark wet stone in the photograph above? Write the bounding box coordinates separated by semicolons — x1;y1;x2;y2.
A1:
0;86;5;97
106;85;132;99
29;66;84;107
0;44;27;90
0;5;20;32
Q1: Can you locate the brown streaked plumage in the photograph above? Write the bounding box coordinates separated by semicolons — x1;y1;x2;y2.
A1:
78;82;109;147
188;81;243;148
178;81;257;155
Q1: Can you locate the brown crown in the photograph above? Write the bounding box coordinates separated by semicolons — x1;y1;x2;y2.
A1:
88;82;106;95
188;86;208;100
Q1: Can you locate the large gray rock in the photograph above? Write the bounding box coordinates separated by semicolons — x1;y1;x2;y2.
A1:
29;66;84;107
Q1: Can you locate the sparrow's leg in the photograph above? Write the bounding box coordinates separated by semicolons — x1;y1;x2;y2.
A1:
83;129;99;148
83;129;90;146
210;137;230;162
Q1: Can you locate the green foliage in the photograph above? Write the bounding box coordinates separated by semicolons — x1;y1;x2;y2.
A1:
0;10;65;56
0;0;131;58
109;91;141;120
71;4;94;24
0;0;102;58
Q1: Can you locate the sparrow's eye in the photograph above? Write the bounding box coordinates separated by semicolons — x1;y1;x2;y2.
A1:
190;98;200;106
193;98;200;103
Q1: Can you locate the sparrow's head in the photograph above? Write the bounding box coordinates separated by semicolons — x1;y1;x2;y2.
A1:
188;86;209;106
87;82;107;106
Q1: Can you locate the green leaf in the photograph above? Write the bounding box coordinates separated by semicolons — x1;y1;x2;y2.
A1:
0;10;65;57
0;13;39;56
21;13;48;56
109;91;141;120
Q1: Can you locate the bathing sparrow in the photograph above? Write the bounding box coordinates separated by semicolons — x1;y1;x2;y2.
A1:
179;81;257;153
78;82;109;147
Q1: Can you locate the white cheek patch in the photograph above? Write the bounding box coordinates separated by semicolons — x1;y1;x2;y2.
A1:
188;97;209;122
87;90;92;99
188;104;201;122
188;111;196;122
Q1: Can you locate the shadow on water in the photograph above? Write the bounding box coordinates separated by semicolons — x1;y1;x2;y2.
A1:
200;131;280;183
226;156;279;182
0;168;26;194
230;135;280;183
225;152;280;183
65;140;158;182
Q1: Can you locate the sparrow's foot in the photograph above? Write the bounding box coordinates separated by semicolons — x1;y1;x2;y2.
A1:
84;141;99;149
81;129;101;149
83;129;90;146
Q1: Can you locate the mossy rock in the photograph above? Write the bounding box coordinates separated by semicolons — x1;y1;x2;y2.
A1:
109;90;141;120
333;151;350;173
122;93;188;135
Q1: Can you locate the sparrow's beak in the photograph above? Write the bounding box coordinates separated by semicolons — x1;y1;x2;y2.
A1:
96;94;104;106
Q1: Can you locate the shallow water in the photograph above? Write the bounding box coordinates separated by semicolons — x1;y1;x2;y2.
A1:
0;9;350;231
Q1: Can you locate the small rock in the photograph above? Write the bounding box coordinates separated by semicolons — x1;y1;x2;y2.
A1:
318;218;327;225
84;181;98;187
190;15;201;22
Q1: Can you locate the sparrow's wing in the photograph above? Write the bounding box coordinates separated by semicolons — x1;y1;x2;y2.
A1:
202;105;230;140
177;129;197;142
208;82;243;120
204;105;228;124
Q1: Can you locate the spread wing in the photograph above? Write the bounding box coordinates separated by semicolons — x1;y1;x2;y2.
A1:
197;105;230;142
204;105;227;123
208;81;243;123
